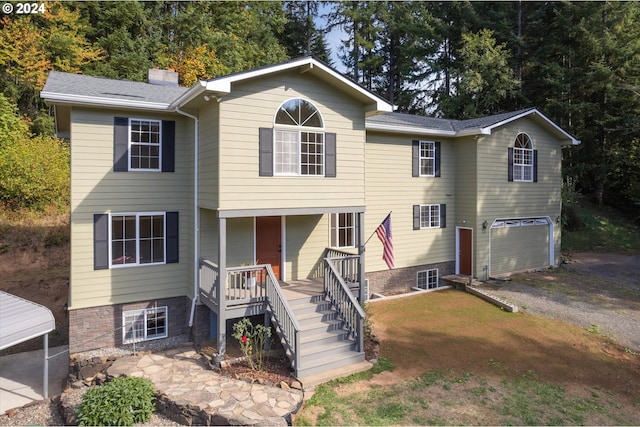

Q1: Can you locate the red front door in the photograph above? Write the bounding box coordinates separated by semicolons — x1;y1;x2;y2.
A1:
459;228;472;276
256;216;282;280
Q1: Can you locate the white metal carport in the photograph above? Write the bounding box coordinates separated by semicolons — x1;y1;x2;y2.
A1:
0;291;56;398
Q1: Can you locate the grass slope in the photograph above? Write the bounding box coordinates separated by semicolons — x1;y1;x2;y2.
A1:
562;201;640;253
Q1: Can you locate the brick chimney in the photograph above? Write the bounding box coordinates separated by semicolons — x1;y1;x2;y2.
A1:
148;68;179;86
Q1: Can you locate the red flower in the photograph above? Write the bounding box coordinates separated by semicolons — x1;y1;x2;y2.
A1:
241;336;247;343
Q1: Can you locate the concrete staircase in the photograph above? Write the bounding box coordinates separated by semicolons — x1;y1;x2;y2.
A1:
286;292;368;385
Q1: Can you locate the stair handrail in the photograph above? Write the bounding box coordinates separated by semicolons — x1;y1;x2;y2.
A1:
263;264;301;375
323;257;366;352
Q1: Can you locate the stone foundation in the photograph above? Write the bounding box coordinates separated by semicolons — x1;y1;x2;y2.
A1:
68;296;191;354
365;261;455;296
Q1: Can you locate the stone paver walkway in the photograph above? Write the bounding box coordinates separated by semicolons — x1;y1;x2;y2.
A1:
106;347;303;426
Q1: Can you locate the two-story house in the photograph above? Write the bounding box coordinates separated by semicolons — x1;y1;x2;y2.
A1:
41;57;579;380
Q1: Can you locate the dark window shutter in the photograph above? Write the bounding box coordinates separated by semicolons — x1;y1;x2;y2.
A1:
413;205;421;230
412;140;419;177
94;214;109;270
440;204;446;228
533;150;538;182
162;120;175;172
114;117;129;172
434;141;441;177
259;128;273;176
166;212;179;264
325;132;337;177
507;147;514;182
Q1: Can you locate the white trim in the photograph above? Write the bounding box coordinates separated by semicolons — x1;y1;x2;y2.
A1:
252;217;257;265
419;204;440;229
365;122;458;137
40;91;172;111
366;108;580;145
482;109;580;145
416;268;439;289
201;58;394;113
273;98;324;128
281;216;286;281
128;118;162;172
418;140;436;177
329;212;357;249
122;306;168;344
109;212;167;268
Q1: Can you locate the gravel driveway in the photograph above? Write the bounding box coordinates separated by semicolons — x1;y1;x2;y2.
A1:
481;252;640;352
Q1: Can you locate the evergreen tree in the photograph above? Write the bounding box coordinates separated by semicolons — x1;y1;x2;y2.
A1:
280;1;330;61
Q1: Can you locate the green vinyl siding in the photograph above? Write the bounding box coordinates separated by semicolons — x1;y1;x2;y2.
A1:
365;132;456;272
217;71;366;211
285;215;328;280
474;118;562;276
198;101;219;209
69;109;193;310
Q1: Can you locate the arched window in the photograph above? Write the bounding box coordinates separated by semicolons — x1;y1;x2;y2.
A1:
273;99;325;176
511;133;535;182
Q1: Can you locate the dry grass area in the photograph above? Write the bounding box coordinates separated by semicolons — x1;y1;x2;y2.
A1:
0;210;70;355
295;289;640;425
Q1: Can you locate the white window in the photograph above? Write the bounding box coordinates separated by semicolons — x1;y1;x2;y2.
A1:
129;119;161;171
330;213;356;248
274;99;324;176
417;269;439;289
111;213;165;267
513;133;533;182
123;307;168;344
420;204;440;229
419;141;435;176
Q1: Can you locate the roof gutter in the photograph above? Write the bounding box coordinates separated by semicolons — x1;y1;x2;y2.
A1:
366;122;457;137
174;107;200;329
40;91;172;111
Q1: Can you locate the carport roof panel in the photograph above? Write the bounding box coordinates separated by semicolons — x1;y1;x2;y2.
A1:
0;291;55;351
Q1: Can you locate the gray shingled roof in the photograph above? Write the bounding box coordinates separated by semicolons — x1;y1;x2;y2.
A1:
366;108;537;133
365;112;456;132
42;71;188;106
452;108;536;131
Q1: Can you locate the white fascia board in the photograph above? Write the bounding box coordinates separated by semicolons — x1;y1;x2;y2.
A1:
483;109;581;145
455;128;492;137
366;122;457;137
202;58;394;112
170;81;208;108
41;91;172;111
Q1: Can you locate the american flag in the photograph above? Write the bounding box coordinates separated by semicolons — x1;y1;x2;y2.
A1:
375;214;394;269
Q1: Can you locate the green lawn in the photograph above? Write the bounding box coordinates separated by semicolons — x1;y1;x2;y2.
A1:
562;201;640;253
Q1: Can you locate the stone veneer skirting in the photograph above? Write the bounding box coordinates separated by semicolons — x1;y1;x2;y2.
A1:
365;261;455;296
68;296;196;354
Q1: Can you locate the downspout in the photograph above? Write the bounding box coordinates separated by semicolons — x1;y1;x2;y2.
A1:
175;107;199;328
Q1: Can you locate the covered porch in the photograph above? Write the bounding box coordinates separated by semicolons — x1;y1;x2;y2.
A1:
196;207;367;378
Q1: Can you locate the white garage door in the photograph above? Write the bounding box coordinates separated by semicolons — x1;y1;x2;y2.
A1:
490;218;550;276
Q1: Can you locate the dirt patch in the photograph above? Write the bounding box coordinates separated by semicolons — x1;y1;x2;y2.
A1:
0;244;70;356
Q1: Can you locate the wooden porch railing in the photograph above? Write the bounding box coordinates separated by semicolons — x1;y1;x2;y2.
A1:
263;264;301;374
323;257;366;353
225;265;268;307
198;260;301;375
199;259;219;307
325;248;360;285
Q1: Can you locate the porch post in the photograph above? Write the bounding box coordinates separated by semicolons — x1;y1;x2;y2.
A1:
217;217;227;357
357;211;365;303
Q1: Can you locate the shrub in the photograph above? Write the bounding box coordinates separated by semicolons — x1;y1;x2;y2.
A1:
232;317;272;371
75;376;156;426
0;133;70;211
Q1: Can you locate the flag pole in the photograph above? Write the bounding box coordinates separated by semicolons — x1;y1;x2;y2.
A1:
363;211;392;247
